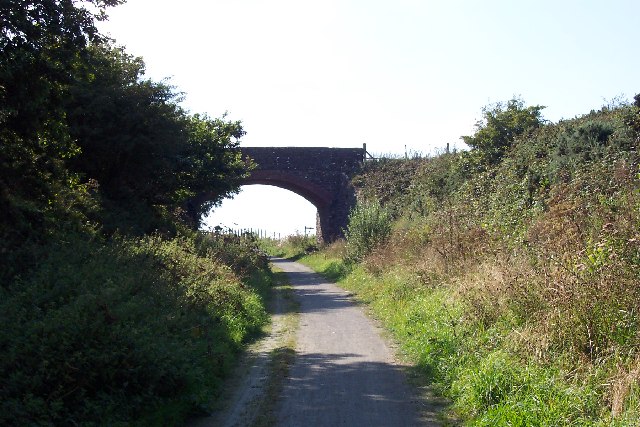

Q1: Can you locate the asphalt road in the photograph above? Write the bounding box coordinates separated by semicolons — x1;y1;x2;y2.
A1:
271;258;440;427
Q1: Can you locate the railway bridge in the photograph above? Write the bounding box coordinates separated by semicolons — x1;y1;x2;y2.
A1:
240;146;365;243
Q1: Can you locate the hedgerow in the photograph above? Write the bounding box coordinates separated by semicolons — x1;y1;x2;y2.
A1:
0;233;270;425
1;1;270;425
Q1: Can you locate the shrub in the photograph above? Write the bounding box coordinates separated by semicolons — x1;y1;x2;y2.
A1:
283;234;318;256
258;233;317;259
0;232;269;425
461;98;546;165
196;231;269;276
344;200;392;263
353;157;427;217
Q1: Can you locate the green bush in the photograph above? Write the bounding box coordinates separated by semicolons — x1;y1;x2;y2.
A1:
283;234;318;257
344;200;392;263
353;158;426;217
0;232;269;425
461;98;545;165
1;3;268;424
196;231;269;276
258;234;317;259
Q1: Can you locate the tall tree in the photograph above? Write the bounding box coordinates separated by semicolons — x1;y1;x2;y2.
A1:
1;0;123;278
1;0;251;272
1;0;123;139
65;44;250;233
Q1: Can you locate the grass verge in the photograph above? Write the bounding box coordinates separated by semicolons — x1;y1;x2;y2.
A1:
298;249;635;426
253;268;299;426
189;266;299;427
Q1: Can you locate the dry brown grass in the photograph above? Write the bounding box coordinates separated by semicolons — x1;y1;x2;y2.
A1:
321;239;347;259
610;357;640;418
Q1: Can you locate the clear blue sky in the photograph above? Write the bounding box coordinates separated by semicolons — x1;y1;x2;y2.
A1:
98;0;640;236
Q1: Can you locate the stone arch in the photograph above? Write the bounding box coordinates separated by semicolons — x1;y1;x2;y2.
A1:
239;147;363;243
241;170;332;209
188;146;364;243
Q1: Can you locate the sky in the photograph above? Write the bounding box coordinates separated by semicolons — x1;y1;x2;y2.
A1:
97;0;640;237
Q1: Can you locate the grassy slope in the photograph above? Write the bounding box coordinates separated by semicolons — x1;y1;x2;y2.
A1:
1;232;273;426
296;103;640;425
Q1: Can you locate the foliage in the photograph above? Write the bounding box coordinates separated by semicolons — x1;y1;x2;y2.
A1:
0;0;127;295
180;114;250;222
1;1;122;51
1;1;266;425
0;232;270;425
197;231;270;276
344;200;392;263
65;44;250;234
354;151;484;220
1;0;252;278
353;158;426;217
300;98;640;424
259;234;318;259
461;97;545;165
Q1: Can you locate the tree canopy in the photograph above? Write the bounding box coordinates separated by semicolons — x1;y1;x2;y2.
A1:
461;98;545;165
1;0;251;275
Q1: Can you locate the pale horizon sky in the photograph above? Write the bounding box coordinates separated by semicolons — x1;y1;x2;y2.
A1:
97;0;640;237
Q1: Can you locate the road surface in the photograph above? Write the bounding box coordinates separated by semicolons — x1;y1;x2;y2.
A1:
272;257;440;426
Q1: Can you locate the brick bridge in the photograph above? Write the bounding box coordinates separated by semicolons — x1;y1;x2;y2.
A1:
240;146;365;243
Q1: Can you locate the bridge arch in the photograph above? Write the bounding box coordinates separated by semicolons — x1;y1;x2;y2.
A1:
241;170;332;208
188;147;364;243
240;147;364;243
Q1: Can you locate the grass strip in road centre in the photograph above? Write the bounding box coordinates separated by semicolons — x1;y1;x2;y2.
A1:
253;269;299;427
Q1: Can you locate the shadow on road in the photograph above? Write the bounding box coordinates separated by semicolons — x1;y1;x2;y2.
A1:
271;258;359;315
276;350;435;426
270;257;444;426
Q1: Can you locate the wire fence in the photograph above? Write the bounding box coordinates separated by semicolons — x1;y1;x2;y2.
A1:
206;226;315;240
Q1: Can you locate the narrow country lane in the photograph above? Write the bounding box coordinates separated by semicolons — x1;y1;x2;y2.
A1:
272;258;440;427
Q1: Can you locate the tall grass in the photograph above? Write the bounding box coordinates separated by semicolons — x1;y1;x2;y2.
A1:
344;200;392;263
301;102;640;425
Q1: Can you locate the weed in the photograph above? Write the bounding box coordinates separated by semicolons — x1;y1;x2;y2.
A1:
344;199;392;263
297;100;640;424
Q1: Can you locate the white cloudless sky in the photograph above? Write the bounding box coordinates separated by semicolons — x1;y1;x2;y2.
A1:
97;0;640;237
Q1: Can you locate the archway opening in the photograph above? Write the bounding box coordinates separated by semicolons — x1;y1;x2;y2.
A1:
201;184;318;238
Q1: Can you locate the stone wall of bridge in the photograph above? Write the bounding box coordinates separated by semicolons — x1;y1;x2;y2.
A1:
240;147;364;243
